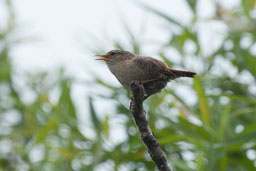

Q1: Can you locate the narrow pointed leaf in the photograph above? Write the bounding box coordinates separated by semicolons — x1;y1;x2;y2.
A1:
193;77;211;126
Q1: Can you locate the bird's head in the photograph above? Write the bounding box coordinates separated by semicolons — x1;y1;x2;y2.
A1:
95;50;135;65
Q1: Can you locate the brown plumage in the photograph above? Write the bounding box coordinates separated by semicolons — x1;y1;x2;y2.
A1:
96;50;196;99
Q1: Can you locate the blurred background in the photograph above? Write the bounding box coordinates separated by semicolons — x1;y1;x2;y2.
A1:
1;0;256;170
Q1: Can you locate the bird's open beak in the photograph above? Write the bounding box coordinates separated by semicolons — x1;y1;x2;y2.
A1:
95;55;110;61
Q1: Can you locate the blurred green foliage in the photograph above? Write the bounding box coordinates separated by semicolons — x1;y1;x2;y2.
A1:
1;0;256;171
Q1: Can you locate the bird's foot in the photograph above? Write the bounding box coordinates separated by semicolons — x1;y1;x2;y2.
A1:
130;80;147;98
129;100;133;111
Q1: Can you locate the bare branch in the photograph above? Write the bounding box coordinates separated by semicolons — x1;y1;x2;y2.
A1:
130;81;172;171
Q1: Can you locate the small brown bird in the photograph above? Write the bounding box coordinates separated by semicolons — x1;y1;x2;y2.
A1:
96;50;196;99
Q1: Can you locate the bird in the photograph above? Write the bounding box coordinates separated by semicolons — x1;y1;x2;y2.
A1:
96;50;196;99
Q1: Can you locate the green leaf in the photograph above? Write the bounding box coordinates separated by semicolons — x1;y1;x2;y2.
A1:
139;3;183;27
232;107;256;117
36;115;59;143
221;94;256;105
186;0;197;13
159;52;173;67
59;78;77;119
220;156;228;171
215;131;256;150
113;40;125;50
88;96;101;133
169;28;200;55
102;115;109;138
242;0;256;17
241;123;256;135
220;102;231;136
170;90;196;113
169;159;196;171
169;33;187;53
122;21;141;54
95;77;117;90
158;135;188;144
163;117;218;147
244;54;256;77
193;77;211;126
196;152;203;171
0;47;11;81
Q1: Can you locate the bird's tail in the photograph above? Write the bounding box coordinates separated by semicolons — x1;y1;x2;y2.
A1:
169;69;196;78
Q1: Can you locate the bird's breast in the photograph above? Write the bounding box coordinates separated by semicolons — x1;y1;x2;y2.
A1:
107;60;141;89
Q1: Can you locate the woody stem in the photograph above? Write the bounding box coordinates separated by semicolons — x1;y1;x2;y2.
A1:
130;81;171;171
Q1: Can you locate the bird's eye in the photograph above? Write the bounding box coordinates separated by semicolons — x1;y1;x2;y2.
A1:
110;52;115;56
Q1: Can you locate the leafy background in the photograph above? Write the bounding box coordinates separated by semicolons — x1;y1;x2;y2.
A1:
1;0;256;171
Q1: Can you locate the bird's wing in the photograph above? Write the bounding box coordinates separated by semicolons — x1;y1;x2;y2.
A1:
134;56;168;70
133;56;173;79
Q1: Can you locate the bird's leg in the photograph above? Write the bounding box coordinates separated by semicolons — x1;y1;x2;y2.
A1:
138;78;166;100
130;78;165;101
132;79;161;96
129;97;134;110
130;80;147;97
